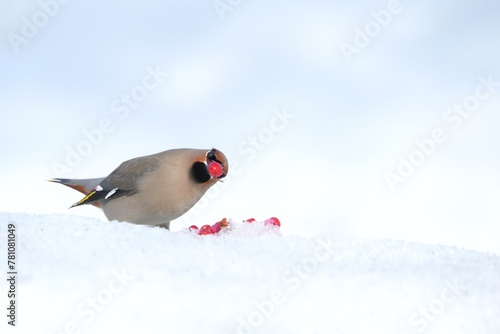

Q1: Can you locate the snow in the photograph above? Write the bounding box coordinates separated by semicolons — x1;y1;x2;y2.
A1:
1;212;499;334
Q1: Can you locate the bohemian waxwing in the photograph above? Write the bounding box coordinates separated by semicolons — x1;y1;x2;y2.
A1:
50;148;228;229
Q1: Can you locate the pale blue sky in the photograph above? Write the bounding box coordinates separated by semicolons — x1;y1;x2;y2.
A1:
1;0;500;253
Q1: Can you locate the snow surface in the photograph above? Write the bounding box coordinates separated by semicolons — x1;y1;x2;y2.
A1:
1;212;499;334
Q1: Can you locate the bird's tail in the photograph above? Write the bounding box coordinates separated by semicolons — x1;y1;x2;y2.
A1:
48;177;106;208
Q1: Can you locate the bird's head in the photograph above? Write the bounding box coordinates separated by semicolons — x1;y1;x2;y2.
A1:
190;148;229;184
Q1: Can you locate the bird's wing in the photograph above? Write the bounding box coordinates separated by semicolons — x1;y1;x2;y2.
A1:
71;155;162;207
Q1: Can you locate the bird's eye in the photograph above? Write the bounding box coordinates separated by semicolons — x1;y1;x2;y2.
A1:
206;148;216;159
206;148;222;164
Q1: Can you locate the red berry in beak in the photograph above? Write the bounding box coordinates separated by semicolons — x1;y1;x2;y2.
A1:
208;161;224;178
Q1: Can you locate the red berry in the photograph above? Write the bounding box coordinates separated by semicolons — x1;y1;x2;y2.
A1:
245;218;256;223
208;161;223;178
189;225;199;231
198;225;214;235
211;222;222;233
264;217;281;227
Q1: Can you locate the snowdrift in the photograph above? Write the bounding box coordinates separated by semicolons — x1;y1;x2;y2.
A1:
1;212;499;334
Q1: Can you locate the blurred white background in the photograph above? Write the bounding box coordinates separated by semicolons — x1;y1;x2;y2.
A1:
1;0;499;253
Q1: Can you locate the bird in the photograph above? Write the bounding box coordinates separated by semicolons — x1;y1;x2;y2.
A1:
50;148;229;229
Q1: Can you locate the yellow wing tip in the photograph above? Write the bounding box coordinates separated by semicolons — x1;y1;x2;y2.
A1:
70;190;97;208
